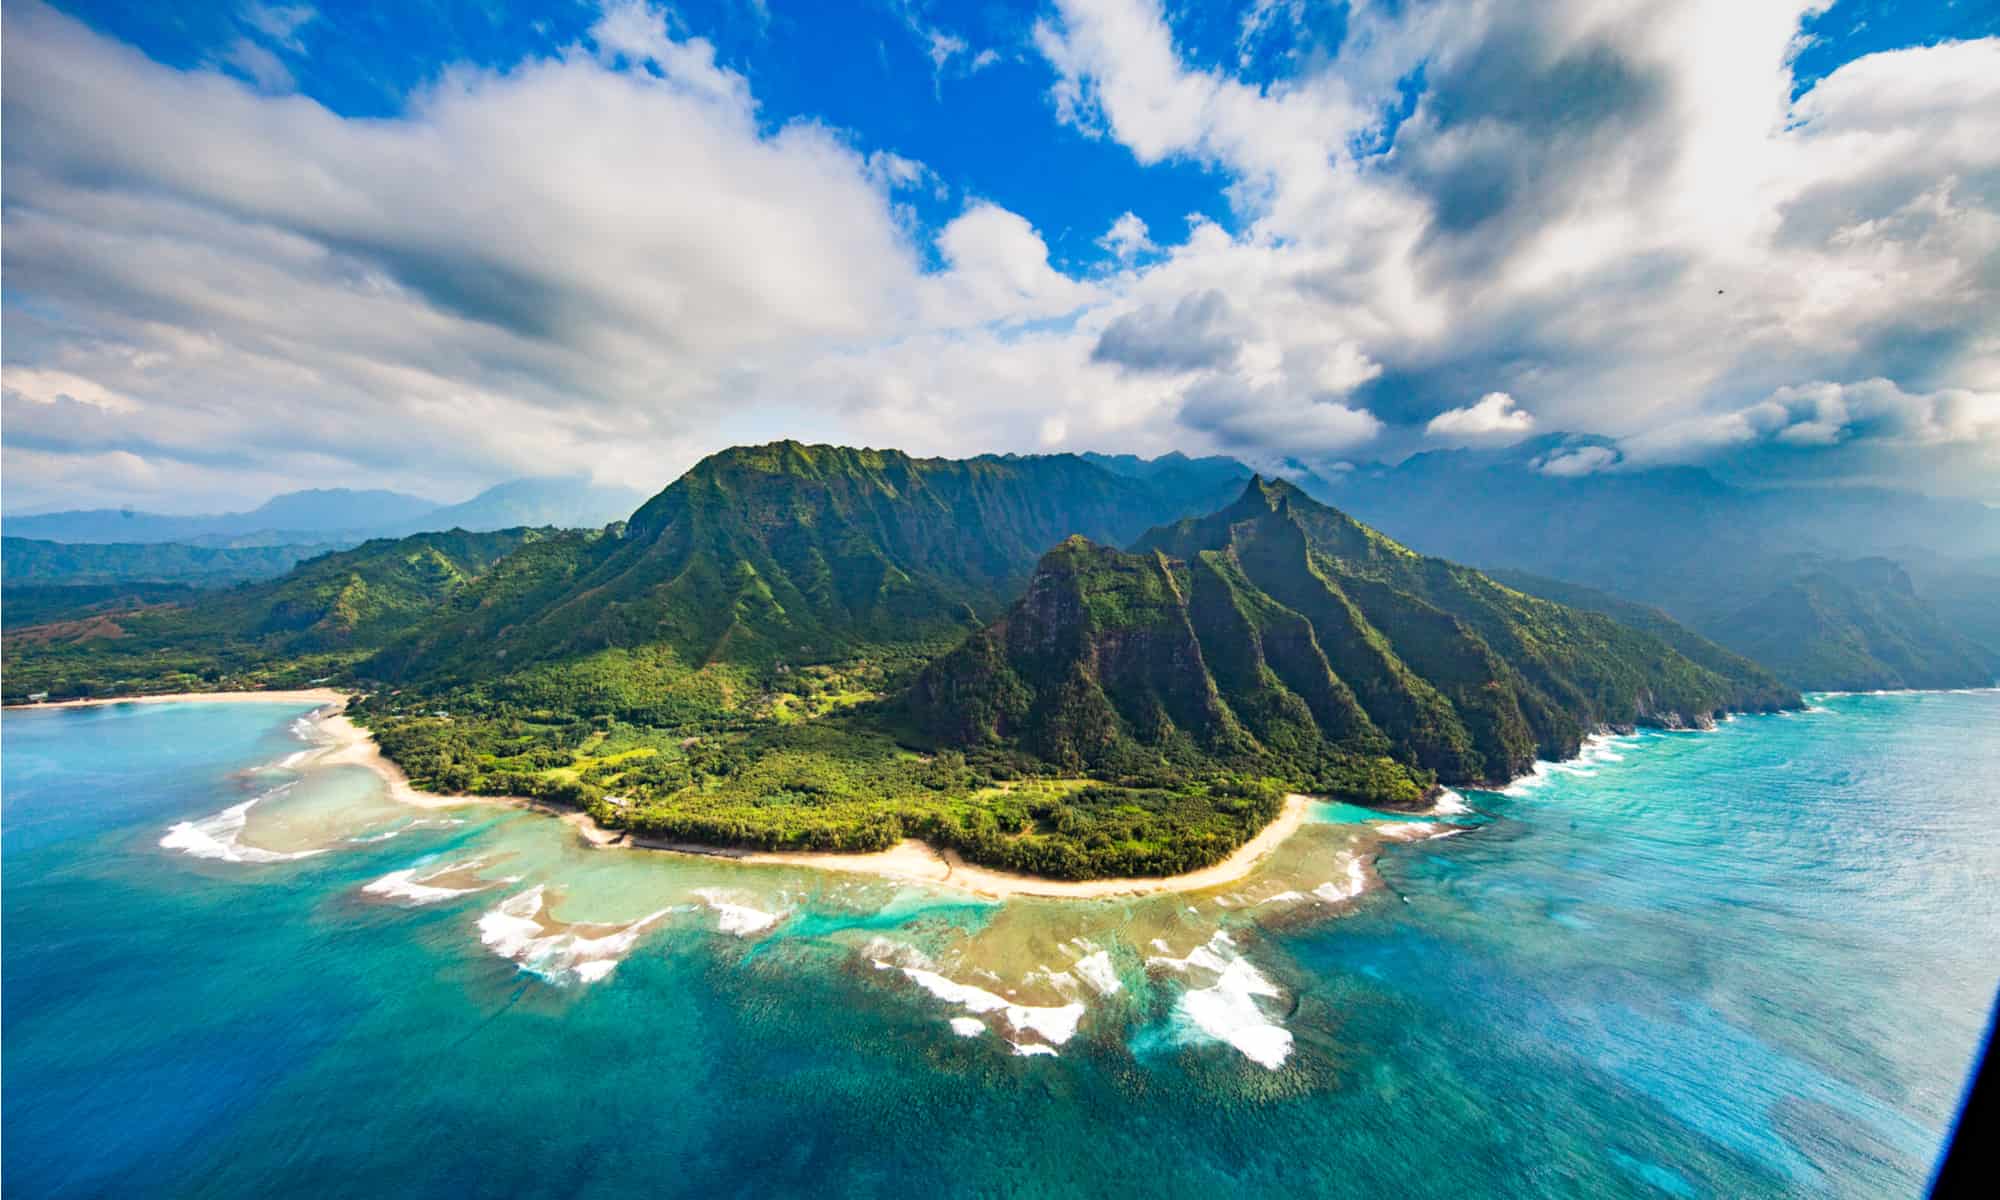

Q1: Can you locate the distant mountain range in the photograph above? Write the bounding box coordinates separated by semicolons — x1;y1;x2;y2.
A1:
4;475;647;546
3;537;344;588
1297;435;2000;691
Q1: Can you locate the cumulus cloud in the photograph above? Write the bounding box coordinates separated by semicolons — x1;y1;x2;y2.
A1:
4;0;1999;511
1030;0;2000;492
1425;392;1535;444
1091;290;1239;373
1098;211;1156;262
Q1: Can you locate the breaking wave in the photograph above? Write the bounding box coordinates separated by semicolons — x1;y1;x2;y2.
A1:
160;786;326;864
477;885;669;985
1146;930;1292;1069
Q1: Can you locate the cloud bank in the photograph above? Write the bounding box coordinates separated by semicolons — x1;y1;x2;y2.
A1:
3;0;1996;511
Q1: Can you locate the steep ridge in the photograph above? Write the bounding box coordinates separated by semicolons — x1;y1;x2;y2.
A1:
372;442;1243;687
1485;567;1819;707
915;479;1793;790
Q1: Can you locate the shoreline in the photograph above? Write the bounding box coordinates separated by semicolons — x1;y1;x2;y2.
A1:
7;688;349;711
9;689;1380;900
314;700;1320;896
677;794;1318;900
250;690;1324;900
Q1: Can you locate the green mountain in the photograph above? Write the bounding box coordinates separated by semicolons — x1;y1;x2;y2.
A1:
2;529;534;700
1312;438;1999;690
0;447;1816;881
1484;568;1800;709
0;582;203;628
914;480;1795;789
368;442;1243;698
3;535;341;588
1711;559;1998;691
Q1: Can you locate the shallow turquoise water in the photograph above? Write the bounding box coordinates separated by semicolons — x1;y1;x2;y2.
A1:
4;691;1996;1198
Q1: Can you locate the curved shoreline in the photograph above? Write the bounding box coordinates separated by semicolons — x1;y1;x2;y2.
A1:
697;795;1317;899
9;689;1334;899
8;688;348;710
313;695;1321;897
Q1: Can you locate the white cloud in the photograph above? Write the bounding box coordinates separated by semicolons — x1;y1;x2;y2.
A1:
1098;211;1156;262
4;0;1999;511
1425;392;1535;444
1536;445;1622;477
217;36;296;92
239;2;317;52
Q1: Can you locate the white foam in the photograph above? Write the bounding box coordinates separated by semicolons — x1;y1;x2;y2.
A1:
1147;930;1292;1069
1501;761;1553;796
1376;821;1435;840
348;829;404;844
1429;788;1472;815
476;885;669;986
1011;1042;1060;1057
1256;890;1309;905
160;787;326;864
1026;967;1084;999
894;966;1087;1050
1073;950;1122;996
949;1016;986;1037
361;859;489;905
1312;854;1369;904
691;888;782;937
860;937;933;971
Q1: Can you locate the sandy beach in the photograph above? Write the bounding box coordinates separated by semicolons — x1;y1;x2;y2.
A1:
11;688;349;710
14;687;1323;899
703;795;1317;899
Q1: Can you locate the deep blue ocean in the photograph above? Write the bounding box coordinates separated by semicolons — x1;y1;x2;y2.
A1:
5;690;1996;1198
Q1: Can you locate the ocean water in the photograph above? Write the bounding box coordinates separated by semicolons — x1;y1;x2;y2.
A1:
4;691;1996;1198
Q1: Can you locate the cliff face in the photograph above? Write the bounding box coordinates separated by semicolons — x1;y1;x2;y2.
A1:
915;480;1794;789
908;536;1248;772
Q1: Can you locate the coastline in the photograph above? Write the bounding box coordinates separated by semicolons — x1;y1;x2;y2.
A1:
9;688;348;710
680;794;1317;900
8;689;1342;899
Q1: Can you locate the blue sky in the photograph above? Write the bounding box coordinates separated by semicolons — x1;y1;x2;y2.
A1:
4;0;1998;510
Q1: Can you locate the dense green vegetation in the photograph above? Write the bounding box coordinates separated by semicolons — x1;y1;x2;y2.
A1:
1321;437;2000;691
1;581;206;628
3;536;340;587
2;445;1808;879
1486;568;1801;708
352;697;1287;880
1;529;535;700
1712;559;1999;691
